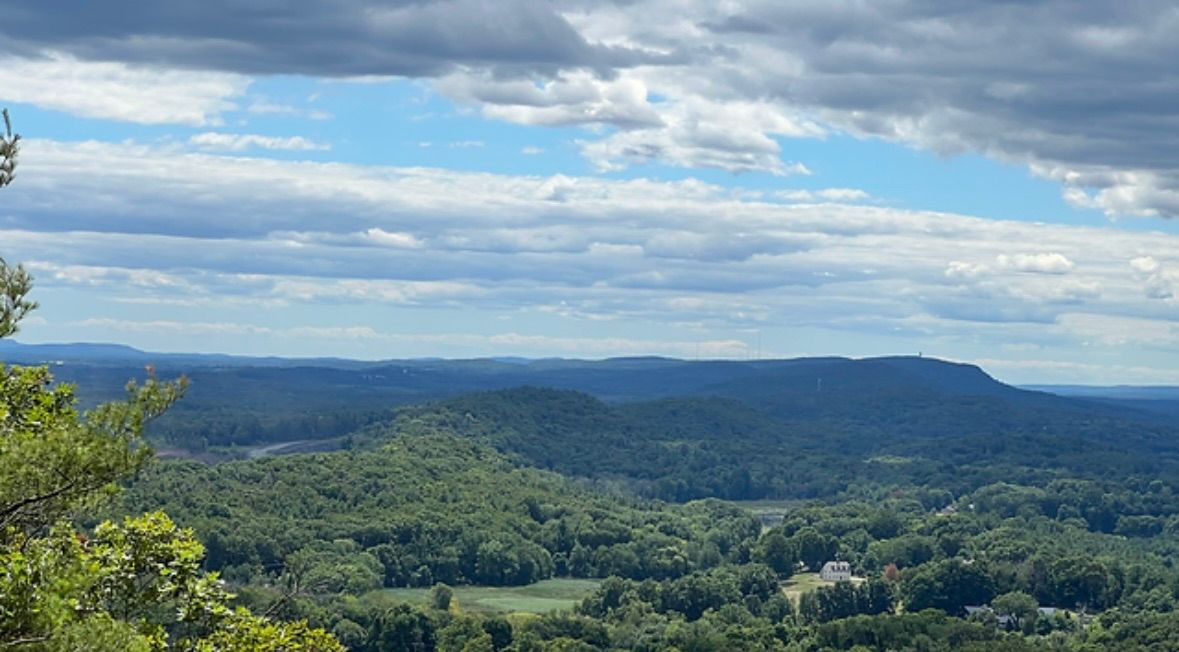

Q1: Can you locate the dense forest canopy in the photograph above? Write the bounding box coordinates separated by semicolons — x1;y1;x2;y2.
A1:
97;368;1179;650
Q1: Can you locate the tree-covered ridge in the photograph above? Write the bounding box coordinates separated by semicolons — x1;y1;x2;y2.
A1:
365;386;1179;507
23;349;1179;459
117;433;763;591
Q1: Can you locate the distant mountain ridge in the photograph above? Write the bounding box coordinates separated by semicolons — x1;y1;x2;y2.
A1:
0;340;151;361
1;338;1011;390
0;338;1154;409
0;339;364;367
7;338;1178;454
0;338;1132;400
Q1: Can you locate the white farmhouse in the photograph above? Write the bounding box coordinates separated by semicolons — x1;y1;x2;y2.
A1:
819;561;851;582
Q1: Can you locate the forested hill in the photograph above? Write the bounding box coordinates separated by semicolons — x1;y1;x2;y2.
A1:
112;386;1179;650
115;433;763;590
3;341;1171;450
375;386;1179;502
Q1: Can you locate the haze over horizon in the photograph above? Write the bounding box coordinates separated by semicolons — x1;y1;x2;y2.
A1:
3;2;1179;384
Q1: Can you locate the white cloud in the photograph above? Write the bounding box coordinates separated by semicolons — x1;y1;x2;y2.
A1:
362;228;423;249
1128;255;1176;300
996;252;1075;274
65;316;755;359
1057;313;1179;347
578;95;820;175
23;261;195;289
72;318;378;341
271;278;477;304
480;332;750;358
1131;255;1160;274
286;326;380;339
75;318;272;336
945;261;987;281
975;357;1179;385
190;132;330;151
777;188;870;202
439;70;664;129
439;68;823;175
1039;165;1179;219
0;53;247;126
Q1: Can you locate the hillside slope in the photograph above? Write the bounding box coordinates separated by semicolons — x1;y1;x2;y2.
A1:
116;433;761;589
374;383;1179;502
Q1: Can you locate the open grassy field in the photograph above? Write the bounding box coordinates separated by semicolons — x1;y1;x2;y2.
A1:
782;572;829;604
782;572;865;605
380;578;601;615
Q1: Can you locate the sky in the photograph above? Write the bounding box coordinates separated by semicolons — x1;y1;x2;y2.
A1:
2;1;1179;384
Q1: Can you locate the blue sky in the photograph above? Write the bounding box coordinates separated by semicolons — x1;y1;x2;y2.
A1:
2;2;1179;383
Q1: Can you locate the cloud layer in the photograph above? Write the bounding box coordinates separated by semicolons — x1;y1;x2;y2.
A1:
1;139;1177;379
0;53;246;125
3;2;1178;212
3;3;1179;381
0;0;658;77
